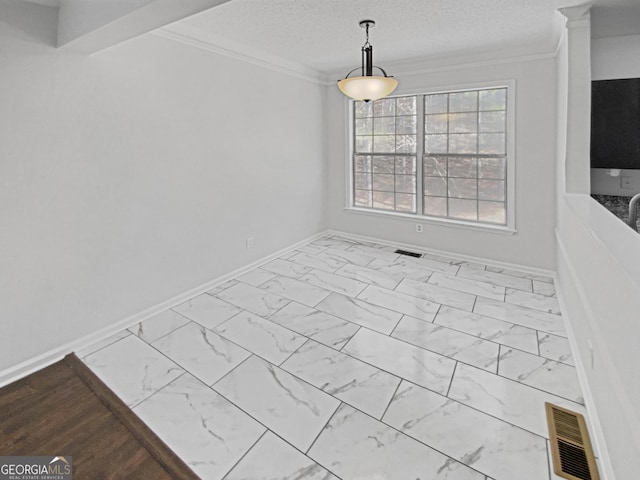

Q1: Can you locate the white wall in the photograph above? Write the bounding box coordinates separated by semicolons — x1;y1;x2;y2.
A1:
592;34;640;81
327;56;558;271
556;21;640;480
0;1;327;377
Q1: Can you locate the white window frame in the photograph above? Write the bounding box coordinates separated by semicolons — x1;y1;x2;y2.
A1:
344;80;516;234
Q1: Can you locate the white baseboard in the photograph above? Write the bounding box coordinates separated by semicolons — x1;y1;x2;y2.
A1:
328;229;556;278
0;231;327;388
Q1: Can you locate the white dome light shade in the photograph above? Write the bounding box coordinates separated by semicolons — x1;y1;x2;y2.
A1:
338;76;398;101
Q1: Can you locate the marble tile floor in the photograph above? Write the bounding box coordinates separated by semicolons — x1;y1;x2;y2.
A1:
78;234;587;480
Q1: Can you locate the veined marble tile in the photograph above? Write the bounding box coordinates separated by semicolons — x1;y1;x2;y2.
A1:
75;330;131;358
392;316;500;372
448;363;586;438
498;348;584;404
310;236;359;249
316;293;402;335
342;328;455;394
457;266;533;292
331;235;385;249
205;279;239;296
383;381;549;480
282;340;401;418
335;263;401;290
213;355;339;452
396;277;476;311
486;266;553;284
215;311;306;365
434;306;539;354
278;250;298;260
538;332;575;366
269;302;359;349
473;297;567;337
358;285;440;320
308;404;483;480
129;309;190;344
505;288;562;315
385;253;457;274
533;280;556;297
429;272;506;301
133;373;265;480
225;431;338;480
172;294;241;330
366;258;433;283
152;322;250;386
260;275;332;307
236;268;277;286
300;269;368;297
421;252;485;270
297;243;330;254
261;258;313;278
83;335;184;407
288;252;345;273
345;243;401;261
407;256;461;275
315;247;375;267
217;282;290;317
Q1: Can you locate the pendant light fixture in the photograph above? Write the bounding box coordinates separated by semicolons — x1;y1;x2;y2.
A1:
337;20;398;102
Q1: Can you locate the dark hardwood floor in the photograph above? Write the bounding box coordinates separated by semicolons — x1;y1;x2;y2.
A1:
0;354;197;479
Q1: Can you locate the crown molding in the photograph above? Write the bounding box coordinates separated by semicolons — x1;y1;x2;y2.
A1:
326;43;561;82
560;3;592;29
153;25;328;85
156;22;563;88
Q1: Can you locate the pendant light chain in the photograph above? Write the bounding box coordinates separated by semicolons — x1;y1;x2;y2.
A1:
364;21;371;48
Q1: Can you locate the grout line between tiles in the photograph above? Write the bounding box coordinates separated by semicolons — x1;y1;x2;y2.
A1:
304;401;345;456
446;361;458;397
129;370;189;410
379;379;403;421
141;317;194;345
219;429;268;480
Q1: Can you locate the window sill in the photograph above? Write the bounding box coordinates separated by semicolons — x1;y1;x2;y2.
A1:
344;207;517;235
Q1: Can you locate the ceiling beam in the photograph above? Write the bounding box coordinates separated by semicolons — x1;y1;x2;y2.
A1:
57;0;232;54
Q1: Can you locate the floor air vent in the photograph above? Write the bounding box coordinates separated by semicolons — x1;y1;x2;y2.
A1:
394;249;422;258
546;403;600;480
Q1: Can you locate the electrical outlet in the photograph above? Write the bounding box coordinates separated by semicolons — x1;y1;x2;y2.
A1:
621;176;633;189
416;224;424;233
246;236;254;249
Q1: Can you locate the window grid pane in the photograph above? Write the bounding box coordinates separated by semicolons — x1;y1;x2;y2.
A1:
421;87;507;225
423;155;506;224
353;95;418;214
352;87;508;225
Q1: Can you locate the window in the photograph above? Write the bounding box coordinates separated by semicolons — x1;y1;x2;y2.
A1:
351;86;510;227
353;97;418;213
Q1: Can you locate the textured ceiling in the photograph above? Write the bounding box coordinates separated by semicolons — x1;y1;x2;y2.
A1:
591;0;640;38
166;0;640;74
